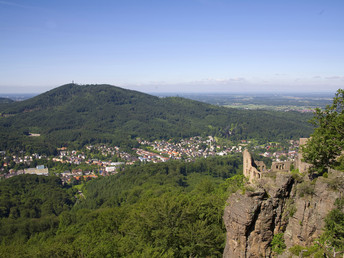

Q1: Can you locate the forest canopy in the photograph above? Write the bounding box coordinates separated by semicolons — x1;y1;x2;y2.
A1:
0;155;244;257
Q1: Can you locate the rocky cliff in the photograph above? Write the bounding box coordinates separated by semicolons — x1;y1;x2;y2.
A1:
223;170;344;257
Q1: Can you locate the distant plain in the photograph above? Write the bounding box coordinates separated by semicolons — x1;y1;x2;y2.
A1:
152;92;334;112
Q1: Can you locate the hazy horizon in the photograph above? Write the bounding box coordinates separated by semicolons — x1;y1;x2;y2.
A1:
1;1;343;94
0;85;337;100
0;83;340;95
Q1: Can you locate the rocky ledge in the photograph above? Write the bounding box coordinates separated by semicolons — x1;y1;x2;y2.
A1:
223;170;344;257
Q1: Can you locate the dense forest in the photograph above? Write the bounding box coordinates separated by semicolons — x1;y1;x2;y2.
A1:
0;155;244;257
0;97;14;104
0;84;313;154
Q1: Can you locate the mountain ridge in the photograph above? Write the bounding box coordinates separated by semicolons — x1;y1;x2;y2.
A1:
0;97;14;104
0;83;313;153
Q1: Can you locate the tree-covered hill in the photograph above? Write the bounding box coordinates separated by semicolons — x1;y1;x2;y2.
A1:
0;84;313;153
0;155;244;257
0;97;14;104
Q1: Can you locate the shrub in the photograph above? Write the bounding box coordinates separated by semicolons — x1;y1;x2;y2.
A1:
297;182;315;197
271;233;286;254
289;244;324;257
291;169;303;183
245;185;255;192
289;204;297;217
289;245;303;255
326;177;344;191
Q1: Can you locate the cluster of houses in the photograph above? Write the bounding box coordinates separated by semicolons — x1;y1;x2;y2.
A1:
0;137;303;183
52;146;130;167
0;162;125;183
1;152;46;168
139;138;302;164
135;149;169;163
258;140;300;161
0;145;127;182
84;145;137;164
138;136;247;162
1;165;49;180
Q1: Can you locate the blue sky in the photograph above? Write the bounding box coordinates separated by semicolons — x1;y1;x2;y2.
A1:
0;0;343;93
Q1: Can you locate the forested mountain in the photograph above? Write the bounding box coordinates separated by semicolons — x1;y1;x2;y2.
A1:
0;97;14;104
0;84;313;153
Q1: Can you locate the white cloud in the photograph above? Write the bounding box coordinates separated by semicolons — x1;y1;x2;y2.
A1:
325;76;344;80
184;77;247;85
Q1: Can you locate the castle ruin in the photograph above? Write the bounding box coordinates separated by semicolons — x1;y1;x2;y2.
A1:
294;138;312;173
243;149;262;183
243;138;310;183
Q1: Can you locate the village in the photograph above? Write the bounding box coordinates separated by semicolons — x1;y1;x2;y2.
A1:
0;136;302;184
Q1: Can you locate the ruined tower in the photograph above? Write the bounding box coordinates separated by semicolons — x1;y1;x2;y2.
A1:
243;149;262;183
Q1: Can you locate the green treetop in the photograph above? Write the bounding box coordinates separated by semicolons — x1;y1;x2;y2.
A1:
302;89;344;173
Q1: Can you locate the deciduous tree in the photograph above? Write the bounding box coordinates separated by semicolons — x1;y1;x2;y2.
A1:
302;89;344;173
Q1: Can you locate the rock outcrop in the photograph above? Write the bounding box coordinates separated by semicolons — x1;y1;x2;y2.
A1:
284;170;344;248
223;173;293;257
223;170;344;257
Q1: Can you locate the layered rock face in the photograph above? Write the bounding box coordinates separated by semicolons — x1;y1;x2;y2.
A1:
223;173;293;257
284;170;344;248
223;170;344;258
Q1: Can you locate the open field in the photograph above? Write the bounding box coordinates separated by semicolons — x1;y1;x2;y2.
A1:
154;92;334;112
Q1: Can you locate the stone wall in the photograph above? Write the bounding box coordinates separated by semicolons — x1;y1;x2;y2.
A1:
243;149;293;183
243;137;315;183
295;138;312;173
243;149;262;183
270;161;292;172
